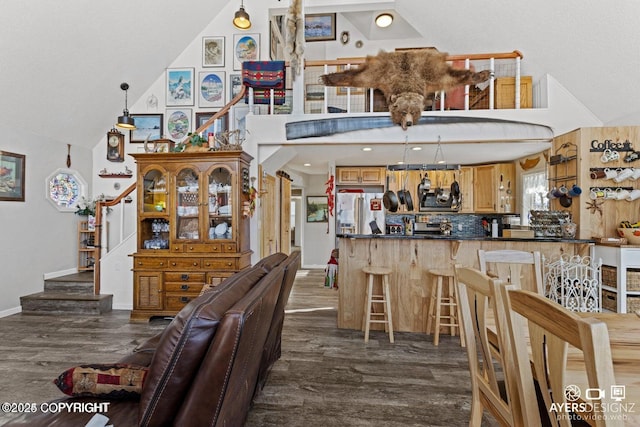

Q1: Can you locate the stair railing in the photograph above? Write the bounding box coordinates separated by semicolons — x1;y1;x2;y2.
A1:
94;182;136;294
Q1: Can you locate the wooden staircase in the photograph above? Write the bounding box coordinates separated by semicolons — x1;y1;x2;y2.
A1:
20;272;113;315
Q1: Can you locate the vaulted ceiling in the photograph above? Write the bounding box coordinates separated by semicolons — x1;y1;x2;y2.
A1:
2;0;640;155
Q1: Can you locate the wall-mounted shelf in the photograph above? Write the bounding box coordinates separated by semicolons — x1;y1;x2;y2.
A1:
549;175;577;182
99;173;133;178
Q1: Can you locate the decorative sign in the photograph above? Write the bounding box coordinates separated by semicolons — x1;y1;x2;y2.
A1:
589;138;633;152
370;198;382;211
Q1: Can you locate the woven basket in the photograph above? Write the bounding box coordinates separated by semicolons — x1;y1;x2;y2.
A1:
602;289;640;312
600;265;640;291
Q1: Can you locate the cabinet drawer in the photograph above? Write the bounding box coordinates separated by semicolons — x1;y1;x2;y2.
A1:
134;257;169;269
168;258;201;269
164;272;206;283
222;243;237;253
165;293;199;311
202;258;237;270
186;243;222;253
164;281;204;293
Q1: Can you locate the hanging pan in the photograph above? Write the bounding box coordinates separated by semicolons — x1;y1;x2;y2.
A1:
383;175;399;212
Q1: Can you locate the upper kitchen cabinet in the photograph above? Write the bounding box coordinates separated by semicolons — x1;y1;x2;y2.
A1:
458;167;474;213
473;163;516;213
336;167;385;186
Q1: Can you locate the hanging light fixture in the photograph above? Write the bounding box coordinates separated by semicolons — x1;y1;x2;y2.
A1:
116;82;136;130
375;13;394;28
433;136;446;164
233;0;251;30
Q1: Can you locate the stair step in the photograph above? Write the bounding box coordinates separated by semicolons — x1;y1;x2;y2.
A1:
44;272;95;294
20;292;113;316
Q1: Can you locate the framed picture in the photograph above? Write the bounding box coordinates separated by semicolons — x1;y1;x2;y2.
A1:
195;112;228;137
166;68;195;106
273;90;293;115
233;33;260;70
129;114;163;143
202;36;225;67
304;13;336;42
154;139;174;153
165;108;192;142
306;196;329;222
198;71;225;108
305;84;325;101
0;151;25;201
229;74;242;100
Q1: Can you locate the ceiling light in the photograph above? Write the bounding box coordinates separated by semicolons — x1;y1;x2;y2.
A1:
233;1;251;30
375;13;393;28
412;146;422;151
362;147;373;152
116;82;135;130
304;163;311;167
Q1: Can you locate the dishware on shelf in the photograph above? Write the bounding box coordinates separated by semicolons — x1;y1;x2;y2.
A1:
214;222;228;236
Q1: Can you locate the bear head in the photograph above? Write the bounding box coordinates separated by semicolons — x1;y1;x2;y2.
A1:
388;92;425;130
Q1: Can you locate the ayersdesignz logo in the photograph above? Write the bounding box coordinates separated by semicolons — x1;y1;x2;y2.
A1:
549;384;635;423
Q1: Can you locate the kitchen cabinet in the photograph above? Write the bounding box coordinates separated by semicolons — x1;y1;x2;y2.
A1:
336;167;385;185
130;151;253;321
459;167;474;213
473;163;516;213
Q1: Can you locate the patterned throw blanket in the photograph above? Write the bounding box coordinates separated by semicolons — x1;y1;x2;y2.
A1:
242;61;286;104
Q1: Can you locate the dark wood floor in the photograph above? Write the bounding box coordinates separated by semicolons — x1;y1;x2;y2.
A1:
0;269;497;426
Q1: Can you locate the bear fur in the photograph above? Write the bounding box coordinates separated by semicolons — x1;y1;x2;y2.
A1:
320;49;492;129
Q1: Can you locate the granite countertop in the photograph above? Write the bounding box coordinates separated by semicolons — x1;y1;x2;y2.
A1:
336;234;596;244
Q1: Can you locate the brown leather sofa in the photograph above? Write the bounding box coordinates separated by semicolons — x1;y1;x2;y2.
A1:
5;251;300;427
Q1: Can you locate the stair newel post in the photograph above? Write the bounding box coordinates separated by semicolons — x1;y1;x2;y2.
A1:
94;200;104;295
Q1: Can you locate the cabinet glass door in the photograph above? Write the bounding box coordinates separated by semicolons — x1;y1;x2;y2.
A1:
175;168;200;240
142;169;167;213
207;166;233;240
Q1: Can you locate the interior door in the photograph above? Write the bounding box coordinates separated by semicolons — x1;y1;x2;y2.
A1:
260;171;277;257
279;176;291;254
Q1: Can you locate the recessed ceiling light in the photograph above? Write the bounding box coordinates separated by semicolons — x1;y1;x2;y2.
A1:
303;163;311;167
362;147;373;152
412;146;422;151
397;161;404;165
375;13;393;28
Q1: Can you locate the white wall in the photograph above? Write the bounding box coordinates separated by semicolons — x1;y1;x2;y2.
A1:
301;174;335;268
0;125;93;314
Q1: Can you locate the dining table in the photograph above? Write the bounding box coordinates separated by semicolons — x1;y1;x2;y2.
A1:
565;312;640;426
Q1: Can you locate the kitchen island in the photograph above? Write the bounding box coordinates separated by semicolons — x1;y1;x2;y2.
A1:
337;234;594;333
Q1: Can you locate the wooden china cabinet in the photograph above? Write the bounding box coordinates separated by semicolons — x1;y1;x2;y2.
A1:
129;151;253;322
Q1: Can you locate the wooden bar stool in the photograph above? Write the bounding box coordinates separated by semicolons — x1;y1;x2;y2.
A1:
426;268;465;347
362;266;394;343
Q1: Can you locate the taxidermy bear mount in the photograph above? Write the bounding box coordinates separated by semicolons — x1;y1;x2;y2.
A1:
320;49;492;130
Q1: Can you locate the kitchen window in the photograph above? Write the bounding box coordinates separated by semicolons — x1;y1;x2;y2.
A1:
521;171;549;225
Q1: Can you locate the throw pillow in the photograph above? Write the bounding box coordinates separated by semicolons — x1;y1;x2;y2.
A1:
54;363;148;399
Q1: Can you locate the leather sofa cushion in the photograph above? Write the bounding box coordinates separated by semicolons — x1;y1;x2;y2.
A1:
138;266;267;427
253;252;288;271
174;266;285;427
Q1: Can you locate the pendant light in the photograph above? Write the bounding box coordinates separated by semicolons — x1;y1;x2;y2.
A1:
116;82;136;130
233;0;251;30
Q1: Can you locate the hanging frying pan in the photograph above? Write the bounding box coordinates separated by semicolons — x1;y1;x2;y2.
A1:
403;171;414;211
383;175;399;212
398;175;406;206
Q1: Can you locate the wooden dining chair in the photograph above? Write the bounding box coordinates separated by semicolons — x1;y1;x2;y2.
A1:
501;288;622;427
455;265;541;427
478;249;544;295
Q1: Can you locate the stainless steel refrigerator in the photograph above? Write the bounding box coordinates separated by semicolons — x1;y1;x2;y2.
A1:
336;190;385;235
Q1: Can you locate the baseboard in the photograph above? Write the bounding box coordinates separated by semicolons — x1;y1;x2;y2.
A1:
112;303;133;310
43;268;79;280
0;306;22;318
